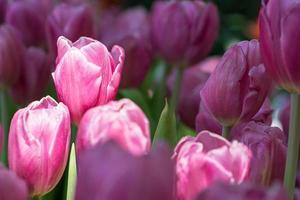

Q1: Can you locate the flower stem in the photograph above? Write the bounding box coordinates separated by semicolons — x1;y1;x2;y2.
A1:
222;126;231;139
170;64;184;113
284;93;300;199
0;89;8;165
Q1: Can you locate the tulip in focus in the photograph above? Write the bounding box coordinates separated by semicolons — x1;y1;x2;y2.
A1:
0;164;28;200
76;99;150;155
75;141;175;200
52;36;124;124
259;0;300;93
8;96;71;196
46;3;95;57
99;7;153;88
200;40;270;127
0;24;24;87
151;0;219;65
167;57;220;128
196;182;288;200
174;131;252;200
235;122;287;186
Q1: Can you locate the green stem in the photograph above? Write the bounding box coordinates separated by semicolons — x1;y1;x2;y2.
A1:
170;64;184;113
284;93;300;199
0;89;8;165
222;126;231;139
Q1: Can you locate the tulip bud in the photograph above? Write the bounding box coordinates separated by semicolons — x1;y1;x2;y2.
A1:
151;0;219;65
0;0;7;23
0;124;3;156
174;131;252;200
196;182;288;200
0;24;24;87
259;0;300;93
99;7;153;88
200;40;271;127
5;0;47;46
0;164;28;200
234;122;287;186
75;141;175;200
46;3;95;57
52;36;124;124
10;47;50;105
8;96;71;196
167;57;220;128
76;99;150;155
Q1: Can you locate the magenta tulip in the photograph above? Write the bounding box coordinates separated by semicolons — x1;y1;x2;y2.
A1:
279;101;290;140
0;0;6;23
174;131;252;200
76;99;150;155
5;0;48;46
8;96;71;196
75;141;175;200
99;7;153;88
259;0;300;93
46;3;95;57
0;164;28;200
167;57;220;128
0;24;24;87
234;122;287;186
151;0;219;65
52;36;124;124
200;40;271;127
10;47;50;105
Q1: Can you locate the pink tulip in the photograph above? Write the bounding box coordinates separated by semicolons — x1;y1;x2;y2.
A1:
76;99;150;156
8;96;71;196
174;131;252;200
52;36;124;124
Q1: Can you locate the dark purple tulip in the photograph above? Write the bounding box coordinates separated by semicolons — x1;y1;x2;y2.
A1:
75;142;175;200
5;0;48;46
0;164;28;200
46;3;95;58
0;24;24;87
99;7;153;88
167;57;220;128
200;40;271;127
259;0;300;93
0;0;7;23
196;99;273;136
10;47;50;105
196;182;288;200
234;122;287;186
151;0;219;65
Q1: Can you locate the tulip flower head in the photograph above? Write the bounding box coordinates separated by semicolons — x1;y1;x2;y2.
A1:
174;131;252;200
76;99;151;155
8;96;71;196
52;36;124;124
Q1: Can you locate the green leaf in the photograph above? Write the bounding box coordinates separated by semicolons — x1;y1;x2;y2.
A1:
153;100;177;146
66;143;77;200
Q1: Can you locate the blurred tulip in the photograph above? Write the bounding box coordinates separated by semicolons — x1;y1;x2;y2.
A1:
174;131;252;200
279;101;290;138
75;141;175;200
0;164;28;200
0;124;3;156
10;47;50;105
200;40;271;127
8;96;71;196
99;7;153;88
167;57;220;128
5;0;48;46
196;182;288;200
234;122;286;186
151;0;219;65
76;99;150;155
259;0;300;93
0;24;24;87
46;3;95;57
52;36;124;124
196;99;273;136
0;0;6;23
